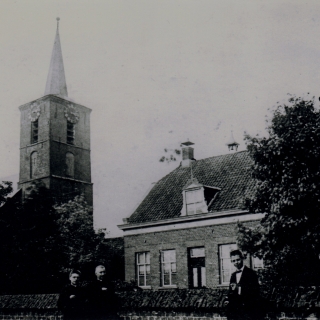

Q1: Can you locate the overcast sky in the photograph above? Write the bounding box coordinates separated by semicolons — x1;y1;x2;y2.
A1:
1;0;320;237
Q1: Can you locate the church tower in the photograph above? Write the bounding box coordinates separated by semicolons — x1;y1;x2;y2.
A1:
18;18;93;205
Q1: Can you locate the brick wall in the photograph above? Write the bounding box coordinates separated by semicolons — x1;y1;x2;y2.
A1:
119;310;319;320
117;287;320;320
0;294;62;320
1;287;320;320
124;220;258;289
0;310;63;320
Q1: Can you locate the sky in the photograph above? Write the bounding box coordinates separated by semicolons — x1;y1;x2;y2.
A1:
1;0;320;237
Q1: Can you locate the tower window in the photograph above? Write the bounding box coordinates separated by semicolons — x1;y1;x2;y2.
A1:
67;121;75;145
30;151;38;179
31;119;39;144
65;152;75;178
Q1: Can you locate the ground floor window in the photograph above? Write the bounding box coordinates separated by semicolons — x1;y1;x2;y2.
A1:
251;256;264;271
161;250;177;286
136;252;150;287
219;244;264;285
219;243;237;285
188;247;206;288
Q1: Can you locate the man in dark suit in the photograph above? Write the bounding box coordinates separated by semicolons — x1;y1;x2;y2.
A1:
58;270;86;320
226;250;262;320
86;265;120;320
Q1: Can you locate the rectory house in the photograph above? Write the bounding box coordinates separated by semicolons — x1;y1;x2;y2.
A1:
118;140;264;289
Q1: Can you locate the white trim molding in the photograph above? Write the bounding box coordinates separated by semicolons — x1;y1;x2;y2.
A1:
118;210;265;236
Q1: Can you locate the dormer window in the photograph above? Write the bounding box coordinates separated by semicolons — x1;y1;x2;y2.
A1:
186;189;204;215
181;178;220;216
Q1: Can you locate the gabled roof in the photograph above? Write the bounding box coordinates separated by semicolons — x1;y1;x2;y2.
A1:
127;150;254;224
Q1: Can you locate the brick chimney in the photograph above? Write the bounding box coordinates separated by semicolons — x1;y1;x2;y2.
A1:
181;141;195;167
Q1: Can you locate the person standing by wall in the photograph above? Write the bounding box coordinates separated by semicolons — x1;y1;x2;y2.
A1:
57;270;86;320
226;250;262;320
86;265;120;320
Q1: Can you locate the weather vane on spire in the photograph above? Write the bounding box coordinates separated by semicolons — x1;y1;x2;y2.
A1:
56;17;60;30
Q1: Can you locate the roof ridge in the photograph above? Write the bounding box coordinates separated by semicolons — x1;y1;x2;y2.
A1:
198;149;248;162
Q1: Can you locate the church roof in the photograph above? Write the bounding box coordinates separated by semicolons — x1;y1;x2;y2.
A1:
127;150;255;224
44;18;68;97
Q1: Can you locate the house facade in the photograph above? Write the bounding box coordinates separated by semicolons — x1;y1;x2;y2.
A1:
118;143;264;289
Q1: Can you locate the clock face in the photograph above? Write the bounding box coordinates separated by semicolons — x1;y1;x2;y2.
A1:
28;102;41;122
64;104;80;124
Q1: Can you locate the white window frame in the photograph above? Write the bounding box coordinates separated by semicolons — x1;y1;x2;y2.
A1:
181;179;220;216
161;250;177;287
136;252;150;288
219;243;237;285
185;188;205;215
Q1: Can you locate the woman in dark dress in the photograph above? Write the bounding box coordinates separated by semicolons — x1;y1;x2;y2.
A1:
58;270;86;320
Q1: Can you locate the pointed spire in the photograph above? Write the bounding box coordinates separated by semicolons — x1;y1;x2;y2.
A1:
44;18;68;97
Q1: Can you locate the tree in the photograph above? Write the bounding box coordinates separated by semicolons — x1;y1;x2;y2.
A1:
0;181;13;206
159;148;181;163
0;182;122;294
0;180;58;293
238;95;320;286
53;194;107;278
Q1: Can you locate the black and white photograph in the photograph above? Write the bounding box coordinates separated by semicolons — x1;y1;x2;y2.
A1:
0;1;320;319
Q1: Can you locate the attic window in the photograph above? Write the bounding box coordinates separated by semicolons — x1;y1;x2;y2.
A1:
186;189;203;215
181;178;220;216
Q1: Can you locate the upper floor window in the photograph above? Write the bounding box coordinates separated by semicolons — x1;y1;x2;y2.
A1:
31;119;39;144
136;252;150;287
67;121;75;145
30;151;38;179
188;247;206;288
219;243;237;285
186;189;203;215
161;250;177;287
181;178;220;216
65;152;75;178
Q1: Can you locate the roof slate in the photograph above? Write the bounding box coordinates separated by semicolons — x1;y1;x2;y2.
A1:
127;151;254;224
